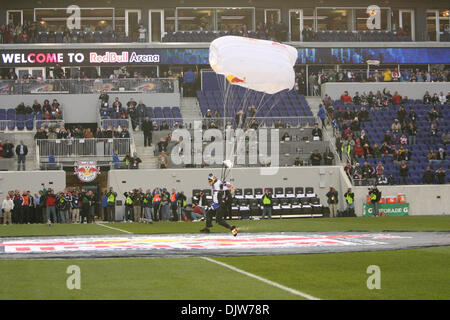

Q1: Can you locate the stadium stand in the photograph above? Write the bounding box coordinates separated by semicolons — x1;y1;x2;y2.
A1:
0;0;449;222
331;90;449;185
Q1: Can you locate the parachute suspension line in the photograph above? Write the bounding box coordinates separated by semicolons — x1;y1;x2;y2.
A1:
253;92;271;126
224;81;233;127
213;72;225;128
221;76;226;127
257;91;285;130
254;92;267;116
223;78;231;129
234;85;243;116
240;88;251;119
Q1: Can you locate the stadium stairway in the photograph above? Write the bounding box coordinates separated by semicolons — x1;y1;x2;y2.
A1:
133;131;159;169
305;96;343;164
180;97;202;129
305;97;322;116
0;131;38;171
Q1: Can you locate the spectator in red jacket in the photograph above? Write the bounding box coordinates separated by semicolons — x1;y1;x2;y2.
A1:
45;188;57;225
353;141;365;159
392;92;402;105
340;91;353;104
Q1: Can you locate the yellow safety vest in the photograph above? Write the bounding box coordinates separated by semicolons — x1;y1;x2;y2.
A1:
346;194;354;204
126;196;133;205
263;195;271;205
107;193;116;203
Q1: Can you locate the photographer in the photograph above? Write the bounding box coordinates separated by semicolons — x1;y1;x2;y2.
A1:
56;192;69;223
326;187;339;218
99;90;109;108
80;190;95;223
368;185;382;217
344;188;355;217
71;190;80;223
124;191;134;222
45;188;57;226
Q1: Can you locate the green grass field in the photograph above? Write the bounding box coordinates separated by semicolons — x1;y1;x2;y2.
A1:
0;216;449;300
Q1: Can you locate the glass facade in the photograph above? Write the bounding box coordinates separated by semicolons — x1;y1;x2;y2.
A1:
2;5;449;42
316;8;353;31
177;8;214;31
34;8;114;32
355;8;389;30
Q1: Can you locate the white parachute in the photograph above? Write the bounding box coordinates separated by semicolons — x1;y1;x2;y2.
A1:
209;35;298;94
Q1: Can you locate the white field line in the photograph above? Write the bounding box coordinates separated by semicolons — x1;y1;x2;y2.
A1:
201;257;321;300
95;222;133;234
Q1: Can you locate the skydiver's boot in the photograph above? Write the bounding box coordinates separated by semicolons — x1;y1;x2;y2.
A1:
200;227;210;233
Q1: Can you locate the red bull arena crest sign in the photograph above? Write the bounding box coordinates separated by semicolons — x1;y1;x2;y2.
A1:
74;161;100;182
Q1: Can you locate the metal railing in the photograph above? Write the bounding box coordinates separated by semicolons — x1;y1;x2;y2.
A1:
39;163;63;170
126;117;137;156
146;116;316;129
353;178;377;186
0;78;178;95
34;119;65;130
320;117;341;166
36;138;131;160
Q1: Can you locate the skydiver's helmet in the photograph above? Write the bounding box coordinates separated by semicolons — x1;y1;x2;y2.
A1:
208;174;217;185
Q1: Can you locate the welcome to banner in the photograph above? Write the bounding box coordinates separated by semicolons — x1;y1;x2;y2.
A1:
1;47;449;67
363;203;409;216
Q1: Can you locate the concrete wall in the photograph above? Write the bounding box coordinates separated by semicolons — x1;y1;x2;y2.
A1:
321;82;450;101
108;165;352;208
0;92;180;124
1;167;446;218
0;170;66;196
108;166;450;218
353;184;450;217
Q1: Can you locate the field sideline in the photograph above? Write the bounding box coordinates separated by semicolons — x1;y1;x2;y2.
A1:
0;216;449;300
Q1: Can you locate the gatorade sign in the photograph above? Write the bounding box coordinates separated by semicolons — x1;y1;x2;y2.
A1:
364;203;409;216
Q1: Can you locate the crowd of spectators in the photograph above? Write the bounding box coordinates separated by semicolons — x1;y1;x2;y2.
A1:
1;186;97;225
34;125;130;141
329;89;448;185
14;98;63;120
306;68;450;95
0;185;193;225
0;20;127;44
224;20;288;42
122;187;189;223
1;18;290;44
100;95;182;131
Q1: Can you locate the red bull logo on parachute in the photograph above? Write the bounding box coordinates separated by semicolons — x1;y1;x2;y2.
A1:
226;75;246;84
74;161;100;182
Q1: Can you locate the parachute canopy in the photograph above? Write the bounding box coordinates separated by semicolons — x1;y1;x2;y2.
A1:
209;36;298;95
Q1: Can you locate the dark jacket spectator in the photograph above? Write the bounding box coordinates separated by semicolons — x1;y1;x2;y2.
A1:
423;167;435;184
323;148;334;165
399;161;409;184
310;150;322;166
2;140;14;158
435;167;446;184
312;124;322;141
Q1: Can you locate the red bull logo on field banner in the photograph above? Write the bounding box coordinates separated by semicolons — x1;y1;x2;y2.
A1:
74;161;100;182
